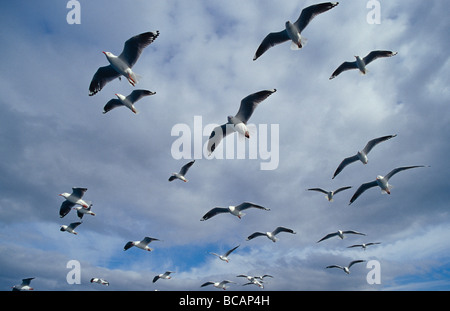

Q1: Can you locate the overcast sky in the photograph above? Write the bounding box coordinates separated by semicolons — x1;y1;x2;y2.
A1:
0;0;449;291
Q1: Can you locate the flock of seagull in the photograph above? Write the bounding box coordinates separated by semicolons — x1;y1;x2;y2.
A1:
12;1;429;291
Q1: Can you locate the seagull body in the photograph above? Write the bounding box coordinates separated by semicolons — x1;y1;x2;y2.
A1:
12;278;35;291
247;226;296;242
124;236;160;251
89;31;160;96
169;160;195;182
307;186;351;201
317;230;366;243
332;135;397;179
153;271;175;283
326;260;365;274
59;187;90;218
74;204;95;219
90;278;109;286
201;280;235;290
253;2;339;60
210;245;240;263
201;202;270;221
329;50;398;79
347;242;381;250
60;221;82;235
207;89;276;155
103;89;155;114
349;165;427;205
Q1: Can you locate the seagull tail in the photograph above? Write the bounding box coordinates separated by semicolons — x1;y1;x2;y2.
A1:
290;37;308;50
128;72;142;86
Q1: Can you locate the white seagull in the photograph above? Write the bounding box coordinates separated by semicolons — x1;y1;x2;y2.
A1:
247;226;296;242
326;260;365;274
103;89;156;114
332;135;397;179
242;279;265;289
74;204;96;219
349;165;427;205
153;271;175;283
60;221;82;235
12;277;35;291
207;89;276;155
124;236;161;251
237;274;272;288
329;50;398;79
59;187;90;218
201;202;270;221
253;2;339;60
201;280;235;290
89;31;160;96
209;245;240;263
169;160;195;182
90;278;110;286
347;242;381;250
317;230;366;243
307;186;352;201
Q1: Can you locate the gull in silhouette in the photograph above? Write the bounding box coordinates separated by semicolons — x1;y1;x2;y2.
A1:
169;160;195;182
326;260;365;274
307;186;352;201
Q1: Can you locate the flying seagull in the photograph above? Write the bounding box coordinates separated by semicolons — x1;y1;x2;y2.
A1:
89;31;160;96
326;260;365;274
242;278;265;288
12;278;35;291
201;280;235;290
201;202;270;221
207;89;276;155
253;2;339;60
103;89;156;114
332;135;397;179
59;187;90;218
153;271;175;283
90;278;110;286
169;160;195;182
237;274;272;288
74;204;96;219
329;50;398;79
317;230;366;243
247;226;296;242
347;242;381;250
209;245;240;263
307;186;352;201
124;236;161;251
349;165;427;205
60;221;82;235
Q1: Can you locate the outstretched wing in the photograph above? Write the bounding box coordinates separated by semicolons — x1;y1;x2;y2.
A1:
179;160;195;176
363;50;397;66
333;186;352;194
273;226;296;235
342;230;365;236
307;188;328;194
235;202;269;212
123;241;134;251
361;135;397;155
349;180;378;205
103;99;123;114
89;65;121;96
294;2;339;34
246;232;266;241
235;89;276;124
201;207;229;221
224;245;240;257
119;31;160;67
59;201;75;218
317;232;338;243
329;61;358;80
332;154;359;179
127;89;156;103
348;260;365;268
385;165;425;181
253;30;290;61
206;123;233;155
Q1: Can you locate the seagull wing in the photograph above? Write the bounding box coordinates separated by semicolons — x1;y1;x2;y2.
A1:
69;222;82;230
235;89;277;124
235;202;269;212
342;230;366;236
362;50;397;66
273;226;296;235
332;154;359;179
329;61;358;80
123;241;134;251
103;99;123;114
326;265;343;270
366;242;381;246
348;260;365;268
362;135;397;154
307;188;328;194
127;89;156;103
21;278;34;286
201;207;230;221
333;186;352;194
294;2;339;33
89;65;121;96
206;123;234;155
119;31;160;67
384;165;425;181
59;201;75;218
349;180;378;205
246;232;266;241
72;187;87;198
200;281;214;287
179;160;195;176
253;30;290;61
317;232;338;243
142;237;160;245
224;245;240;257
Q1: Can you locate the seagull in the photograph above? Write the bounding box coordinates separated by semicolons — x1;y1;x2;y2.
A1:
332;135;397;179
307;186;352;201
74;204;96;219
153;271;175;283
89;31;160;96
90;278;110;286
329;50;398;79
247;226;296;242
349;165;427;205
169;160;195;182
237;274;271;288
242;279;265;288
209;245;240;263
207;89;276;155
253;2;339;60
347;242;381;250
124;236;161;251
317;230;366;243
201;280;235;290
59;187;90;218
254;274;274;281
201;202;270;221
326;260;365;274
60;221;82;235
103;89;156;114
12;278;35;291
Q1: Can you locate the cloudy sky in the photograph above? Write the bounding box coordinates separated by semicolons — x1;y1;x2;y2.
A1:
0;0;449;292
